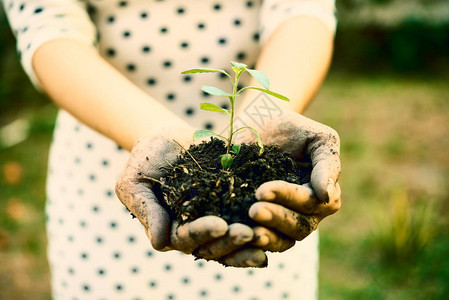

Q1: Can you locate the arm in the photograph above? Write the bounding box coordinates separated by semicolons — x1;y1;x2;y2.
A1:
32;38;189;151
238;15;334;114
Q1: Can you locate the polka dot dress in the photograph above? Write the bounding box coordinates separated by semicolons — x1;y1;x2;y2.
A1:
3;0;336;299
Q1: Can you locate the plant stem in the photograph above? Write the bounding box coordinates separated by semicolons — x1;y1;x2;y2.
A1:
227;70;241;154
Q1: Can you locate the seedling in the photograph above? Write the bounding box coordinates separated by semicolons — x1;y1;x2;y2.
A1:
181;61;289;168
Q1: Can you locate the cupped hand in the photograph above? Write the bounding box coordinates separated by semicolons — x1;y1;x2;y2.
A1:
115;125;267;267
235;110;341;250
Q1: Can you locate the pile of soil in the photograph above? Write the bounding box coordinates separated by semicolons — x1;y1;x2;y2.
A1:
158;138;312;226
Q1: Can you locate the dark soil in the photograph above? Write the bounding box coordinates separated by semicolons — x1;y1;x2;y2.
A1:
158;138;312;226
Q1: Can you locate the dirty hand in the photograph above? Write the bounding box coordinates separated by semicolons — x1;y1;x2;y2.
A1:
235;110;341;251
115;125;268;267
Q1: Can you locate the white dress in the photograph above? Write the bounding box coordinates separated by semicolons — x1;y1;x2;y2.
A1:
3;0;336;299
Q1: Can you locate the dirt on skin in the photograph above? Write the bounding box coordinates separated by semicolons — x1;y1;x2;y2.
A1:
158;138;312;226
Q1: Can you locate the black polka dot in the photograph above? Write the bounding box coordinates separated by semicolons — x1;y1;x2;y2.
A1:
118;1;127;7
80;220;87;227
128;236;136;243
115;284;124;291
146;250;154;257
180;41;189;49
86;142;93;149
166;93;176;101
107;16;115;23
127;64;136;71
149;281;157;288
236;51;246;60
282;292;289;298
278;263;285;269
89;174;96;181
68;267;74;275
200;57;209;64
265;281;272;288
164;264;172;271
218;37;227;45
123;31;131;38
106;190;113;197
98;269;105;275
199;290;208;297
234;19;242;26
92;205;100;213
215;273;222;280
147;78;157;85
182;277;190;284
68;235;74;242
96;236;103;244
140;12;149;19
113;252;121;259
185;107;195;116
176;7;185;14
213;3;221;10
183;75;192;83
167;294;175;300
253;32;260;41
202;91;211;98
106;48;116;57
197;23;206;29
142;45;151;53
110;221;117;228
232;286;241;293
221;103;229;110
82;284;90;292
204;122;214;130
81;252;88;259
163;60;172;68
19;4;25;11
34;7;44;14
247;269;254;276
246;1;254;7
160;27;168;34
131;266;139;274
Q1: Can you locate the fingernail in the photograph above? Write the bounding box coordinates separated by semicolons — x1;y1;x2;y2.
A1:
256;235;269;246
256;189;276;201
253;208;272;222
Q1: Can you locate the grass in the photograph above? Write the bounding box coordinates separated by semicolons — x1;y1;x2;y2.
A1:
0;71;448;299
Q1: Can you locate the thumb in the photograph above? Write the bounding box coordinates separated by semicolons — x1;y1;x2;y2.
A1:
308;129;341;202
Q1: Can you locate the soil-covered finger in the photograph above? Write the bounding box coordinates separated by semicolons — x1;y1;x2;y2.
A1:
249;202;319;241
170;216;228;253
255;181;323;215
251;226;295;252
194;223;254;259
218;248;268;268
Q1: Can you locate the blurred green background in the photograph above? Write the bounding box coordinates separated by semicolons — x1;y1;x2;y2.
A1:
1;0;448;299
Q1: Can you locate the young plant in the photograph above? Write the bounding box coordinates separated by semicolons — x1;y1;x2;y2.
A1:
181;61;289;169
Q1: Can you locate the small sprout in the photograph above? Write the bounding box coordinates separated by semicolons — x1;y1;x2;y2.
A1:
182;61;289;169
221;154;234;169
230;144;241;155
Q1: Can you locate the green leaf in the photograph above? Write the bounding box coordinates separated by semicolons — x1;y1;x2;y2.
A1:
181;68;225;74
221;154;234;169
230;61;247;70
246;69;270;89
193;129;217;141
230;143;241;155
247;127;264;155
200;103;229;115
201;86;238;97
241;87;290;101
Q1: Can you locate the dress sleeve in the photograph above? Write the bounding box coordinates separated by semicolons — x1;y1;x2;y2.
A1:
1;0;97;89
259;0;337;45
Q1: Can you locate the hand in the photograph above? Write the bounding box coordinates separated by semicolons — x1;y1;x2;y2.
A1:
115;125;268;267
235;110;341;250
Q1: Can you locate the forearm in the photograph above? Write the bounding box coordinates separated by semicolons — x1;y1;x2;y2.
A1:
33;38;190;151
239;16;334;114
